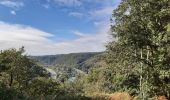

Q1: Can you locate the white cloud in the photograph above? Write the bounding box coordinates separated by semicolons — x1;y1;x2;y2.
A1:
10;10;16;15
72;30;88;37
53;0;82;7
0;21;110;55
0;0;24;15
0;21;54;55
48;0;120;8
0;0;24;9
0;22;53;42
88;7;115;22
53;32;109;54
69;12;83;18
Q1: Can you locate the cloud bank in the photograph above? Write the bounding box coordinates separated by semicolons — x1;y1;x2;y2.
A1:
0;0;24;9
0;21;109;55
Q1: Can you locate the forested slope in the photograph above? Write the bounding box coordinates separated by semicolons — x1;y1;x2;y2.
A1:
32;52;102;72
30;52;105;83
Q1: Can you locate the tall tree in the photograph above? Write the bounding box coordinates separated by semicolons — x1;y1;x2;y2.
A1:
108;0;170;99
0;48;49;94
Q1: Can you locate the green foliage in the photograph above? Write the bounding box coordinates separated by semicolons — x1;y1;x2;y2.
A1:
0;83;26;100
106;0;170;99
0;48;61;99
27;77;60;98
0;48;95;100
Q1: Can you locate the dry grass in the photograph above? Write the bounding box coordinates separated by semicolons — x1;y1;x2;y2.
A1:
154;96;168;100
88;92;110;100
109;92;133;100
87;92;168;100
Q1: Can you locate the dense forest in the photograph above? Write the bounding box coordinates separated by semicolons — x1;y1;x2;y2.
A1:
0;0;170;100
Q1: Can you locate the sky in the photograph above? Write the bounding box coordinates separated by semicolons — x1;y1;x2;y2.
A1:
0;0;121;55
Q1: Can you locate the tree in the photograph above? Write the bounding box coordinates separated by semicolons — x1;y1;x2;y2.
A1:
0;48;50;99
108;0;170;99
28;77;60;98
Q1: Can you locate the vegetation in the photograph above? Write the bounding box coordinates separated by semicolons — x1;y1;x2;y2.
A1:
32;52;101;72
0;0;170;99
108;0;170;99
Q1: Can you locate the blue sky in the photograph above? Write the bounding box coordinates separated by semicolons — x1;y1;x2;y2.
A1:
0;0;121;55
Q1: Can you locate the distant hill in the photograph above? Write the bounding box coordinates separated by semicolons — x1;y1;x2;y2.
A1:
31;52;104;71
32;52;100;66
31;52;105;81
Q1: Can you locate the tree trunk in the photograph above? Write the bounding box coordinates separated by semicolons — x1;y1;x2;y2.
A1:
9;72;13;87
146;46;150;98
140;48;144;100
